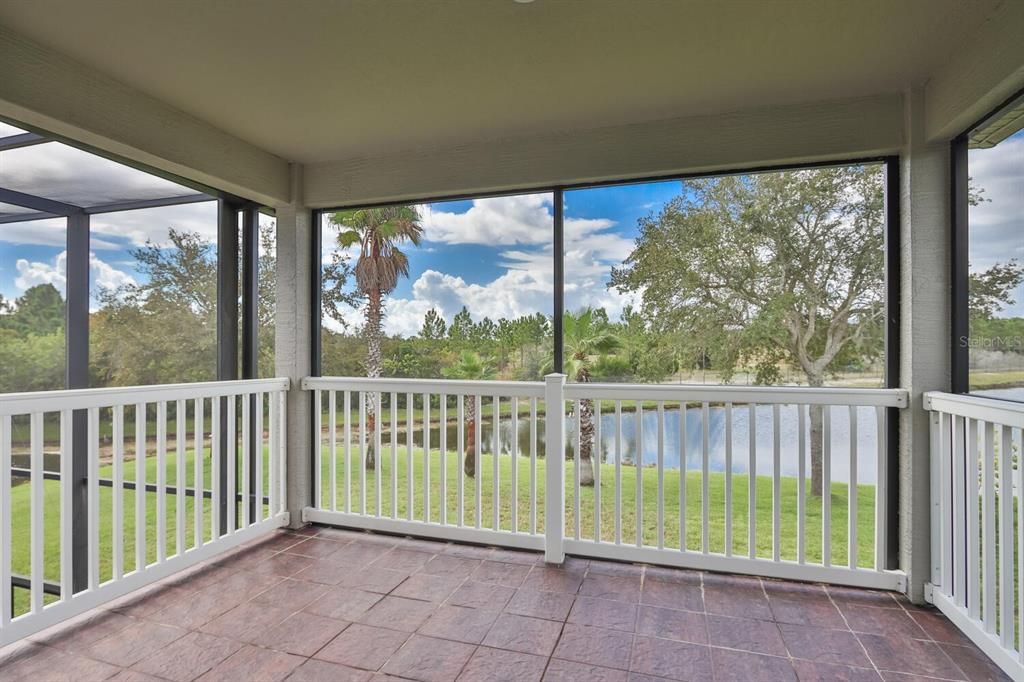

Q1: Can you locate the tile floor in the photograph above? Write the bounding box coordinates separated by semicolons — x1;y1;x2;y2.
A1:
0;527;1011;681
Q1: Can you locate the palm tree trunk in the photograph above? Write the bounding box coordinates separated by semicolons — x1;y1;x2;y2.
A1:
578;397;596;486
364;290;382;470
464;397;476;478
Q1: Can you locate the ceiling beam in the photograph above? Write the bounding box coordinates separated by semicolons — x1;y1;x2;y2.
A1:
925;1;1024;141
0;210;57;224
305;93;904;208
0;131;45;150
84;192;212;215
0;186;82;216
0;25;291;206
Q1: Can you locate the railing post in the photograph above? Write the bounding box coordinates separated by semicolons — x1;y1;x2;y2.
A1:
544;373;566;564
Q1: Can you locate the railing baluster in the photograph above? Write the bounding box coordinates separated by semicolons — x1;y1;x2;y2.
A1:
772;404;781;562
226;396;235;535
701;402;710;554
874;406;885;572
953;415;966;605
255;393;264;524
593;400;600;543
748;403;756;559
635;403;643;548
87;407;100;589
574;398;582;541
30;412;44;611
391;392;398;520
156;401;168;557
0;415;10;625
1017;428;1023;661
940;412;952;594
475;394;482;529
510;396;517;533
376;392;382;518
822;405;831;568
137;402;148;566
998;424;1013;648
278;390;287;516
680;400;687;552
210;399;220;541
314;389;322;510
329;390;337;512
441;393;448;526
797;405;806;565
423;392;430;524
967;418;980;620
407;393;414;522
457;395;465;527
113;405;124;579
725;403;732;557
847;405;856;569
982;420;995;633
530;397;537;535
59;410;72;598
195;398;205;546
359;393;367;516
657;402;665;550
344;391;351;514
176;398;187;551
492;395;499;531
615;400;622;546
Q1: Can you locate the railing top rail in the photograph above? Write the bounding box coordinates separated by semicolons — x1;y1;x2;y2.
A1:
0;377;290;416
924;390;1024;428
565;382;908;407
303;376;546;398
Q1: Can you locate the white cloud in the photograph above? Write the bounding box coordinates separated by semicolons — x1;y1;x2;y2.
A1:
421;194;555;245
14;250;135;302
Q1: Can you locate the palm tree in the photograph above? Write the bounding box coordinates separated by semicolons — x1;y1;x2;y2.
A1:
442;351;497;478
331;206;423;469
546;309;622;486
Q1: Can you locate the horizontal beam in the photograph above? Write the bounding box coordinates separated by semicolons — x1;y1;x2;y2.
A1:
0;25;290;206
0;131;45;150
305;93;904;208
0;210;58;224
84;193;213;215
925;1;1024;140
0;186;82;216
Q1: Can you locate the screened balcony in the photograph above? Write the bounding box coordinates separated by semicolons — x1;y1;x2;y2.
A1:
1;1;1024;680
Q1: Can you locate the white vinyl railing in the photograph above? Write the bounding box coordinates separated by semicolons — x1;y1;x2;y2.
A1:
0;378;290;646
925;392;1023;680
304;375;906;590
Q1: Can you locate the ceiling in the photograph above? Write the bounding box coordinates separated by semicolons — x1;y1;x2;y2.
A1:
0;0;1002;164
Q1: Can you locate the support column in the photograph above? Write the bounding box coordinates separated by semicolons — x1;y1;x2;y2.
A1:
65;212;89;594
899;86;951;603
275;165;313;529
217;200;239;535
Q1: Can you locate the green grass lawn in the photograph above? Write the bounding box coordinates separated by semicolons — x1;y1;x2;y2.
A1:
9;440;1019;646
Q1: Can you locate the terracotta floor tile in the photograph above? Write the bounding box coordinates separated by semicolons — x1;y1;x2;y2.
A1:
458;646;548;682
381;634;476;682
85;620;187;667
506;588;575;621
146;584;245;629
337;567;410;594
857;633;965;679
578;574;642;602
762;580;828;602
489;549;543;566
443;543;495;560
109;670;168;682
586;560;645;578
911;610;974;646
35;610;135;652
778;622;872;668
635;605;708;644
769;595;848;628
791;660;883;681
937;643;1012;682
482;613;563;656
251;577;329;611
110;583;196;618
568;596;638;631
314;623;409;670
471;560;532;588
250;551;316;577
448;580;516;610
196;644;303;681
710;648;797;682
521;565;584;594
421;553;482;579
643;566;701;585
843;605;928;638
131;631;242;682
251;532;306;553
296;559;356;585
640;578;704;612
542;658;629;681
327;541;393;567
704;585;773;621
706;614;787;655
553;623;634;671
418;604;500;644
828;586;902;609
370;547;435;573
392;573;464;602
251;610;349;656
358;595;437;632
199;601;294;643
3;646;121;682
630;634;714;680
286;538;347;559
287;659;374;682
302;584;383;621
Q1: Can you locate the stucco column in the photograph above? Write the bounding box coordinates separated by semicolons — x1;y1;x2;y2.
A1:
899;87;951;603
275;164;313;529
